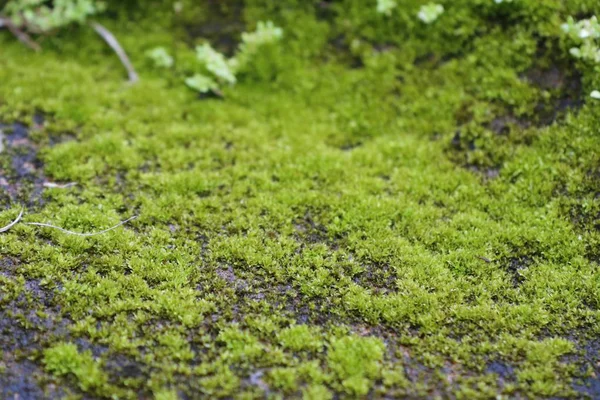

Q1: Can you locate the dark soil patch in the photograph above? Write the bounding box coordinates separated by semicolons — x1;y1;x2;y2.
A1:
353;261;397;295
486;360;516;387
0;256;72;399
473;62;582;140
447;40;583;180
0;121;47;208
0;117;78;209
183;0;245;56
497;243;544;288
293;211;330;245
103;352;146;387
326;34;364;68
468;164;501;180
526;67;583;127
523;39;584;127
0;353;65;400
567;203;600;234
447;128;505;180
570;339;600;399
503;255;532;287
211;263;338;327
315;0;336;21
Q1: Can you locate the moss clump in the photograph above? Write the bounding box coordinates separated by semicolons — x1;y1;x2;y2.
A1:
1;0;600;398
278;324;322;352
43;342;110;394
328;335;385;396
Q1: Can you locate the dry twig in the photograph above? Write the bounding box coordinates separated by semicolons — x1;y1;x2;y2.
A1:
25;215;138;237
90;21;139;83
43;182;78;189
0;208;23;233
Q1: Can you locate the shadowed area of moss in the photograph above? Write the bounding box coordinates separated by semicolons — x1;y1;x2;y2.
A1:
1;0;600;398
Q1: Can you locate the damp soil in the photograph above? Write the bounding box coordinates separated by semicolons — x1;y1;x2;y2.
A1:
0;120;47;208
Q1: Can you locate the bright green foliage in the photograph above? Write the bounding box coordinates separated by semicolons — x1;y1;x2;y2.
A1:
278;324;322;352
230;20;283;73
303;384;333;400
43;343;109;393
186;21;283;93
562;16;600;63
184;73;219;93
3;0;104;32
417;3;444;24
196;43;237;84
376;0;397;16
147;46;174;69
328;336;385;396
154;388;180;400
1;0;600;398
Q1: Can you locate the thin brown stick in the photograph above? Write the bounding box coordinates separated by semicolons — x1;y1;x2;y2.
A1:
0;16;41;51
90;21;139;83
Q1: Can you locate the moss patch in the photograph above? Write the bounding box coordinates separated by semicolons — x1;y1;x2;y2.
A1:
1;0;600;398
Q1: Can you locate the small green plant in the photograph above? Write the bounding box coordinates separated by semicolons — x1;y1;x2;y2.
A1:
154;389;179;400
183;43;236;94
196;43;237;84
417;3;444;24
184;73;219;94
144;21;283;95
229;20;283;72
146;47;174;69
376;0;396;16
561;16;600;63
2;0;138;81
327;336;385;396
3;0;104;33
278;324;322;352
43;342;108;392
183;21;283;95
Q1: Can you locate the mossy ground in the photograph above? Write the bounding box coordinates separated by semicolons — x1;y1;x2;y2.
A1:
1;0;600;398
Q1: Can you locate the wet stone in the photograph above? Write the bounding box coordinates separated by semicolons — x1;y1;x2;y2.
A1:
0;121;47;208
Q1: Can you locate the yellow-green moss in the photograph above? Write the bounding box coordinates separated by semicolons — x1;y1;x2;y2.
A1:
1;0;600;398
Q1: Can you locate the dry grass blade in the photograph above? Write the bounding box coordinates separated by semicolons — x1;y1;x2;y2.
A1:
26;216;138;237
90;21;139;83
0;208;24;233
43;182;78;189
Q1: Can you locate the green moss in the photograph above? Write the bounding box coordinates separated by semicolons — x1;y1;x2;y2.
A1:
42;343;111;394
327;335;385;396
1;0;600;398
302;384;332;400
278;324;322;352
154;388;180;400
199;364;241;397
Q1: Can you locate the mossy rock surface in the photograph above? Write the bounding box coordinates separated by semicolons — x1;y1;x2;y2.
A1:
1;0;600;398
